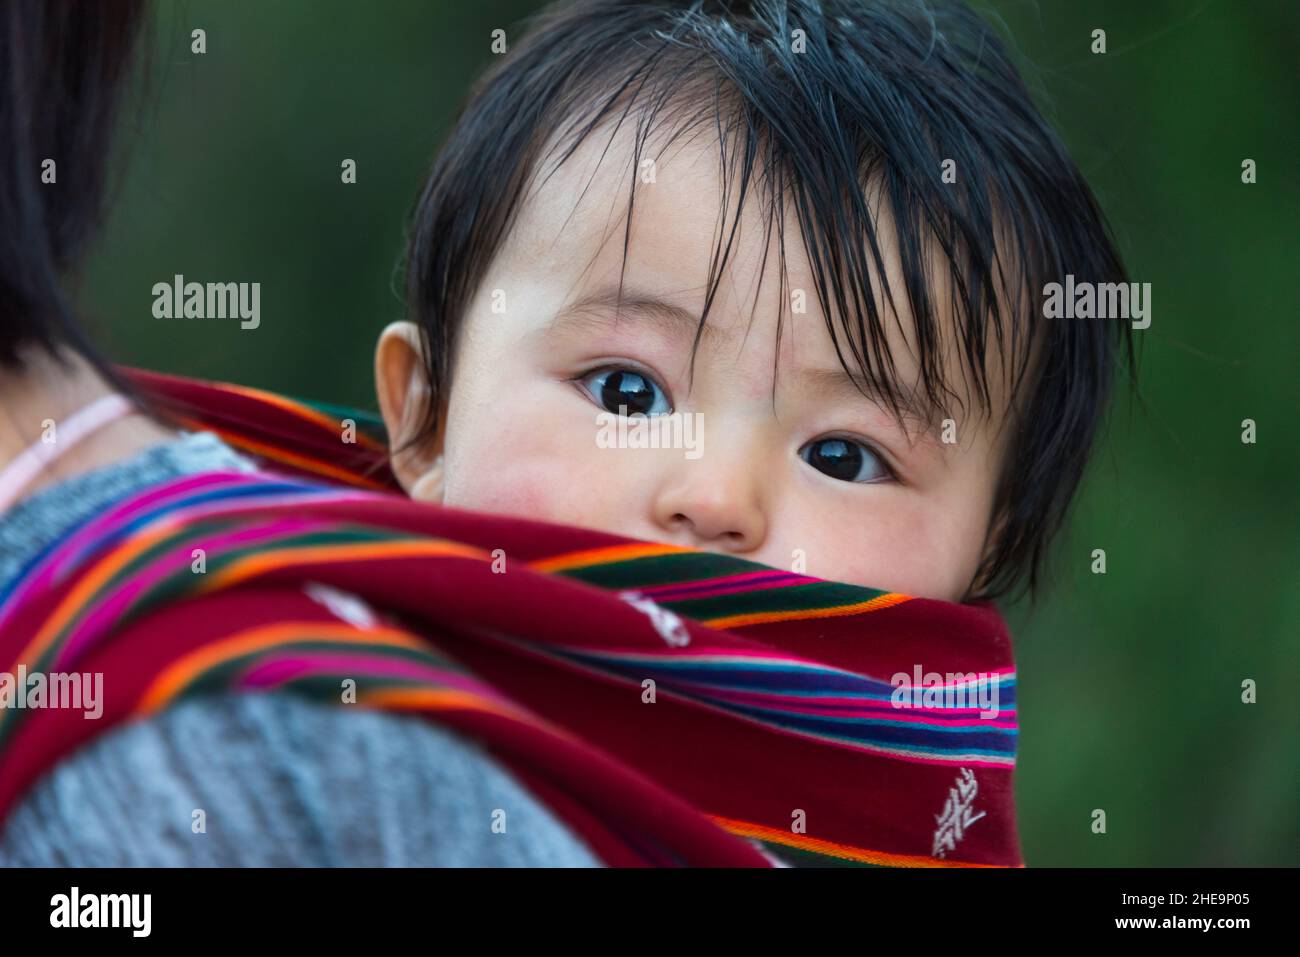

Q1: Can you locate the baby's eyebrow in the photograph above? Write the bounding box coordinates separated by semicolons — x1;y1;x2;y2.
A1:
547;285;714;343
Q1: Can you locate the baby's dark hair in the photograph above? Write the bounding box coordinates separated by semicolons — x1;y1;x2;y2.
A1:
403;0;1132;601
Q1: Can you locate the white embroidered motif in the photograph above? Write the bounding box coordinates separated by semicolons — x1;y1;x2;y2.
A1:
931;767;986;859
303;582;377;629
618;591;690;647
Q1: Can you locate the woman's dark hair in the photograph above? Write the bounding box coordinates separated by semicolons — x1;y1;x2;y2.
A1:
0;0;148;379
404;0;1134;601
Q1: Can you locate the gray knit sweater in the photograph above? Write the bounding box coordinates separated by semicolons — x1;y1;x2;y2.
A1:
0;431;599;866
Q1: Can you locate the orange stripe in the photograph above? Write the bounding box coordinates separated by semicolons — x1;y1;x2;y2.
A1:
358;687;492;709
709;815;1000;867
202;539;489;590
530;541;692;573
212;381;386;452
703;592;911;629
355;686;522;717
172;418;391;491
358;687;581;742
136;621;428;714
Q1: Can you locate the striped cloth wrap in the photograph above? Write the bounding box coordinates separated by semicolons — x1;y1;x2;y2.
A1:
0;368;1022;867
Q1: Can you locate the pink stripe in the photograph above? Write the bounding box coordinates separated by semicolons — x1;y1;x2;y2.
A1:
638;569;813;602
570;646;1018;685
665;682;1018;727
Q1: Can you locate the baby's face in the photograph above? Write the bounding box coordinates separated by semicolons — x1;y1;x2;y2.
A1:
378;129;1011;601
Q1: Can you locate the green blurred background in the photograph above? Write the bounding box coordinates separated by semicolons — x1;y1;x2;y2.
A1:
77;0;1298;865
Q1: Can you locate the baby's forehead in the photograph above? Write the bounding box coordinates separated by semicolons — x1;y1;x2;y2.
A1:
504;126;835;345
503;123;734;276
495;122;1016;428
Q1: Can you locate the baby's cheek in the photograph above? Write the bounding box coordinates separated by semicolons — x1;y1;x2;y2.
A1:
440;417;608;527
443;451;563;522
447;469;548;518
783;502;974;601
875;516;985;600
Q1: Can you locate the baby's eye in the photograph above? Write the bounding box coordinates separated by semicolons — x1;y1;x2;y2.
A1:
579;367;672;416
798;437;890;483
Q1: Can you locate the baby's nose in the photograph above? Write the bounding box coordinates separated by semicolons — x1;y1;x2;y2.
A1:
650;458;767;553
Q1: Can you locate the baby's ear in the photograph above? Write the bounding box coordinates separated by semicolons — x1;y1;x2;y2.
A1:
374;321;445;500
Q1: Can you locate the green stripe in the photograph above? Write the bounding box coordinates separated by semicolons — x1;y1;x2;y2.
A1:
660;580;884;620
756;840;886;868
299;398;389;445
557;551;768;588
165;640;466;700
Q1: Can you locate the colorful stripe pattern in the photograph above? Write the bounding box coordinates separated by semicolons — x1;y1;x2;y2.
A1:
0;369;1023;867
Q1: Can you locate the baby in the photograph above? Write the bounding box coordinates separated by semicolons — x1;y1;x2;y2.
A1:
373;0;1130;603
